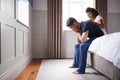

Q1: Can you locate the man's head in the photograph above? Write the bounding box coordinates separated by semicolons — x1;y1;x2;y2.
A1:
66;17;80;32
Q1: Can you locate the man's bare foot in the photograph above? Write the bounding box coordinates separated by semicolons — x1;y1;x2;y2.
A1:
69;66;77;68
72;71;79;74
72;71;85;74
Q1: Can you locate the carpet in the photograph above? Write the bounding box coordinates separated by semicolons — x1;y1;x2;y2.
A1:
36;59;109;80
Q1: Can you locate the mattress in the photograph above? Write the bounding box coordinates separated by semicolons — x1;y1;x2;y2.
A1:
88;32;120;69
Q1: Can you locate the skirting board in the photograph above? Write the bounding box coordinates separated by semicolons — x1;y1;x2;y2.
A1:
0;56;32;80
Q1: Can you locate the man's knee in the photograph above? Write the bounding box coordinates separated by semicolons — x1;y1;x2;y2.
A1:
79;43;86;48
79;43;90;50
74;42;81;48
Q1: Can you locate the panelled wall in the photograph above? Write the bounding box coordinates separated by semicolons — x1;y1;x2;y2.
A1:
0;0;33;80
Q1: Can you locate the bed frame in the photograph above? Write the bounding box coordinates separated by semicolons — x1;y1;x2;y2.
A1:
87;52;120;80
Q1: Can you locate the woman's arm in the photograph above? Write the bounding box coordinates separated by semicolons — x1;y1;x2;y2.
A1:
95;15;104;29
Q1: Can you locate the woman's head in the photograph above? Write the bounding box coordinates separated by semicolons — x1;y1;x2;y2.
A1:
86;7;99;20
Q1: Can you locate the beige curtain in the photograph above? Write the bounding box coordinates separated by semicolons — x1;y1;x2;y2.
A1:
95;0;107;30
47;0;62;59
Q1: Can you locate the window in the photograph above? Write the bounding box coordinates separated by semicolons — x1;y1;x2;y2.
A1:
16;0;29;27
62;0;95;30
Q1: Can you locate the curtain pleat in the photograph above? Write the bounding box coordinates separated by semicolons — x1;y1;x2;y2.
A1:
95;0;107;30
47;0;62;59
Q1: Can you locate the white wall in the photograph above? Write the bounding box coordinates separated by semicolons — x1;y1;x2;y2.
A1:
33;0;47;10
108;0;120;13
0;0;33;79
62;31;77;58
32;0;48;58
107;0;120;33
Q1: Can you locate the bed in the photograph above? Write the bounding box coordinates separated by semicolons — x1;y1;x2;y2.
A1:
87;32;120;80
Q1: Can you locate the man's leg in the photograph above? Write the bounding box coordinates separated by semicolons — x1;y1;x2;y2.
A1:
70;42;81;68
73;38;94;73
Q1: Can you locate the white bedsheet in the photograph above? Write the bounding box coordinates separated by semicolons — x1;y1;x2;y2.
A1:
88;32;120;69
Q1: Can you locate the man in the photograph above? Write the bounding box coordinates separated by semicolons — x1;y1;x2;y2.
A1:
66;17;104;74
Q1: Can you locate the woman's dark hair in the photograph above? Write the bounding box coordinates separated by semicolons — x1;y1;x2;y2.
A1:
66;17;77;27
86;7;99;17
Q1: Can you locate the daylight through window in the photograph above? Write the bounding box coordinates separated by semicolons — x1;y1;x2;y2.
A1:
62;0;95;30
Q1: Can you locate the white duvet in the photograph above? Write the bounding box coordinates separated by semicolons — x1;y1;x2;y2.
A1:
88;32;120;69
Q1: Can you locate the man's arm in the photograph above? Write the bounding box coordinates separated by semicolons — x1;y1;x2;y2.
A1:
76;36;80;42
77;31;89;42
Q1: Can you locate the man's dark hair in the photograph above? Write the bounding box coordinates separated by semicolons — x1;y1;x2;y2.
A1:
66;17;77;27
86;7;99;17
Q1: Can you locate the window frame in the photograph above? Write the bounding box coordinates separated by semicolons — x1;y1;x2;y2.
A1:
15;0;30;27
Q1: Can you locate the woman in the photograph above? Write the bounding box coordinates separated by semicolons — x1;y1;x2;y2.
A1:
86;7;107;35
